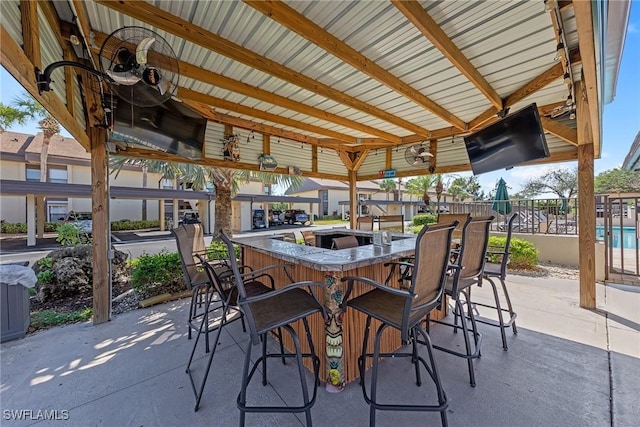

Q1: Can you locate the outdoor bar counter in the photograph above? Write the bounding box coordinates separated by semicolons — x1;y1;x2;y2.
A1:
232;229;447;391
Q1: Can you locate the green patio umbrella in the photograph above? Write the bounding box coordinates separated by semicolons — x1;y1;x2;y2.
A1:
492;178;512;215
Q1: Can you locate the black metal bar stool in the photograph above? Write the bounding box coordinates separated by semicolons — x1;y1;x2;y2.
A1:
341;221;459;427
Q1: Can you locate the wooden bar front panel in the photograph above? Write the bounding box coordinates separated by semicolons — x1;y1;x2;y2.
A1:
243;247;446;384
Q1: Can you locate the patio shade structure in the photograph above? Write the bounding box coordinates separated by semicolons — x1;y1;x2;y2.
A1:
0;0;630;322
492;178;512;216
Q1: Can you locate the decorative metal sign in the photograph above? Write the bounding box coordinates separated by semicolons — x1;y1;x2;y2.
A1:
378;169;396;178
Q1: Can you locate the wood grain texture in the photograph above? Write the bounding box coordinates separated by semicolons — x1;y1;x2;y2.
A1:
90;127;110;324
243;247;446;383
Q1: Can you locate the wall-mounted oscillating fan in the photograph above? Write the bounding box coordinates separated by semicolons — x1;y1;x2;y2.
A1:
98;26;179;107
404;144;434;168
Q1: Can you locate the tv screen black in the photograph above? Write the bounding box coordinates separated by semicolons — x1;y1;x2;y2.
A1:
464;103;550;175
110;98;207;161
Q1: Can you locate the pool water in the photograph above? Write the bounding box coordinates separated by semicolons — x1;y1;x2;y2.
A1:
595;226;638;249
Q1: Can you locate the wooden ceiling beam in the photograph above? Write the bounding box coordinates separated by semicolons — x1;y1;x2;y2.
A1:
179;88;361;143
20;0;40;68
352;150;370;171
573;0;601;155
116;147;348;181
357;149;578;181
91;31;399;143
94;0;433;138
183;99;352;151
245;0;466;130
39;0;66;49
392;0;502;110
540;117;578;146
337;151;354;171
469;49;581;130
1;24;89;148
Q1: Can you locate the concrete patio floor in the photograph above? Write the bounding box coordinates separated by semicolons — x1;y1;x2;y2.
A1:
1;275;638;427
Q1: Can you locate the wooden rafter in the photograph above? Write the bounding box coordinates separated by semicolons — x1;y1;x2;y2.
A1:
94;0;432;138
573;0;601;155
20;0;40;68
352;150;370;171
91;32;399;143
540;117;578;146
245;0;466;130
118;147;348;181
0;24;89;148
179;88;364;143
469;49;582;130
392;0;502;110
357;150;578;181
183;100;329;148
39;0;65;48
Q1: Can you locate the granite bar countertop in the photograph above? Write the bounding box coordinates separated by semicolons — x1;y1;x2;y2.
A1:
232;230;416;272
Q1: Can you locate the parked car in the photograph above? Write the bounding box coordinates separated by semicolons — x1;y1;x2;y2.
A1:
269;210;283;226
179;209;200;225
283;209;309;225
64;211;92;234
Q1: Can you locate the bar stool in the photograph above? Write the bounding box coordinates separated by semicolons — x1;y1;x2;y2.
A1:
429;216;493;387
341;221;458;427
474;213;518;350
219;232;327;426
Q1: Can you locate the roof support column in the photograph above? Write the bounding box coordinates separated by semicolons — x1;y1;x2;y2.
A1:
26;194;36;247
348;170;357;230
90;127;111;324
576;81;596;309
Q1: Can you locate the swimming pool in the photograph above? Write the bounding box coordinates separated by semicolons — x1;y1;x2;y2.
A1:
595;226;638;249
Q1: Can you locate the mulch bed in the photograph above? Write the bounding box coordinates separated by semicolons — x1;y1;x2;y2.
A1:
29;281;133;314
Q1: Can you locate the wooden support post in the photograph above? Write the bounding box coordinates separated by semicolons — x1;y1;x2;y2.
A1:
385;148;392;170
263;134;270;155
576;81;596;309
90;127;111;324
349;170;357;230
312;146;318;173
159;199;165;231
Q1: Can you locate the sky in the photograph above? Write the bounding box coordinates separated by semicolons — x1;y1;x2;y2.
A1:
1;2;638;197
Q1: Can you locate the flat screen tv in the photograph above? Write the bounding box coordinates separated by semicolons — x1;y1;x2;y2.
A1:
110;98;207;161
464;103;550;175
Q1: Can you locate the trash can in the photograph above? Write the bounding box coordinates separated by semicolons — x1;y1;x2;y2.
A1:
1;263;36;343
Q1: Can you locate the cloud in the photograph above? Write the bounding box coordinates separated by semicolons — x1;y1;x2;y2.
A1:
628;23;638;34
600;151;610;158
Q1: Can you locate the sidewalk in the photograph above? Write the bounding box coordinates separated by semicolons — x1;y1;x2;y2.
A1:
1;276;638;426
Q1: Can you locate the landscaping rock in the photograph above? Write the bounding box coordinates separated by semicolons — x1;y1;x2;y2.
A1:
34;246;130;303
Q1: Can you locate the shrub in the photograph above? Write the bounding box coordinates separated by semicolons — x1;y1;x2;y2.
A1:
413;214;438;227
487;236;538;269
110;220;160;231
56;223;90;247
207;239;240;261
130;251;185;298
0;222;58;233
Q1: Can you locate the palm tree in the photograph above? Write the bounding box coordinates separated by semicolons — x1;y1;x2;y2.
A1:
379;179;396;200
404;174;441;207
111;158;303;235
0;103;30;132
13;95;61;183
12;94;61;237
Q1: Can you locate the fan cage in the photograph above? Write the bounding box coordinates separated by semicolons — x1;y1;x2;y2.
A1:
98;26;179;108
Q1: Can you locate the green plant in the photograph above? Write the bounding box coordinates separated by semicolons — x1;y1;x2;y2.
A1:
56;223;90;246
130;251;184;297
412;214;438;227
487;236;538;269
30;308;92;330
207;239;240;260
36;270;54;285
35;257;55;285
110;220;160;231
